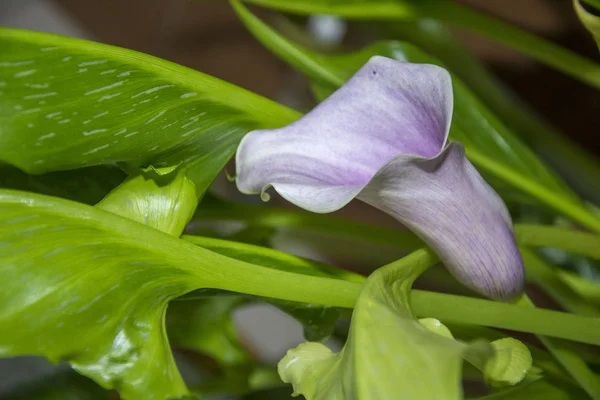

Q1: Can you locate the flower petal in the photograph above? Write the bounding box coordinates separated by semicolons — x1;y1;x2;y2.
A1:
359;143;524;300
236;56;453;212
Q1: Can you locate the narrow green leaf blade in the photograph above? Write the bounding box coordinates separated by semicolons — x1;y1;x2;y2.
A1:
0;28;299;192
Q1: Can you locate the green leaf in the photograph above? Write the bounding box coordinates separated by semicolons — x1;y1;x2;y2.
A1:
232;3;600;232
0;164;125;204
0;189;363;399
0;28;299;194
484;338;532;388
241;0;600;91
3;191;600;399
575;0;600;50
96;166;197;237
278;249;492;399
239;0;416;18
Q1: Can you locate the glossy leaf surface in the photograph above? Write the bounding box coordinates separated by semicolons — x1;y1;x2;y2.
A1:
0;189;361;399
0;28;299;193
96;166;197;237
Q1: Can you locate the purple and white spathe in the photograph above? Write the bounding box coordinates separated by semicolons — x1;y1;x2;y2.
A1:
236;56;524;300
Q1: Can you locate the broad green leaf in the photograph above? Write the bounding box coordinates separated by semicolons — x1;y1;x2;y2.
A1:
278;249;492;399
0;28;299;194
0;164;125;204
96;166;197;237
484;338;532;388
0;189;362;399
575;0;600;51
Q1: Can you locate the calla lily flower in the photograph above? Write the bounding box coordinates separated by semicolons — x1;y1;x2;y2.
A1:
235;56;524;300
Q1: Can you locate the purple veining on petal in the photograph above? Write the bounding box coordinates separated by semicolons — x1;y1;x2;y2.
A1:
235;56;524;299
359;143;524;300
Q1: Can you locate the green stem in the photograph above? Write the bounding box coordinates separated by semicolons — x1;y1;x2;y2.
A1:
420;0;600;91
467;149;600;233
410;291;600;346
520;296;600;400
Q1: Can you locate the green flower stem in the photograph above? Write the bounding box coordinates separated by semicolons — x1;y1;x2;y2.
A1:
419;0;600;91
466;149;600;233
520;296;600;400
182;237;600;345
410;291;600;346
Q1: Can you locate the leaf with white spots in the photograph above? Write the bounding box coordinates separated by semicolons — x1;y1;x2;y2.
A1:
278;249;492;400
0;28;299;193
0;189;362;400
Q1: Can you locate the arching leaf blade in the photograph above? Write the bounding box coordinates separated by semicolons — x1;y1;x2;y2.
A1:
0;28;300;192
